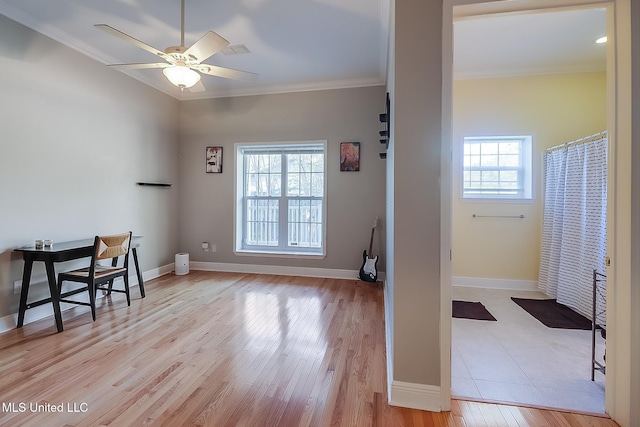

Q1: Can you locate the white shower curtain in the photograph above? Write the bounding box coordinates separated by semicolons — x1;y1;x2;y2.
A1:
538;133;607;322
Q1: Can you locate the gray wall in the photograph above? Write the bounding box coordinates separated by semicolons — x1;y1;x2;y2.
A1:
177;87;387;272
0;15;180;319
389;0;442;386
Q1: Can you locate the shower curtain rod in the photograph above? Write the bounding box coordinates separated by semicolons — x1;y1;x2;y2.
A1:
545;130;608;153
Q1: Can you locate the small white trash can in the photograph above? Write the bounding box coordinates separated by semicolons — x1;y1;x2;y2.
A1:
175;253;189;275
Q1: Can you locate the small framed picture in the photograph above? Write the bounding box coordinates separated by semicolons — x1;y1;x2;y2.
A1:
340;142;360;171
206;146;223;173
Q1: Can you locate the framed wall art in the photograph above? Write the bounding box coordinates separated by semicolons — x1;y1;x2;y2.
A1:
206;146;223;173
340;142;360;171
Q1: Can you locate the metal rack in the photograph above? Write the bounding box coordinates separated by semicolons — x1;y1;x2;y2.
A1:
591;270;606;381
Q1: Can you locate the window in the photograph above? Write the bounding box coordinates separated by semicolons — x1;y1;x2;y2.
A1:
462;135;532;199
235;141;326;256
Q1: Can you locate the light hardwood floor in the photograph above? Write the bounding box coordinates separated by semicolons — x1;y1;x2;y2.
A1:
0;271;619;426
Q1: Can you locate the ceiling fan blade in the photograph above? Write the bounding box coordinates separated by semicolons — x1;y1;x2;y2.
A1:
196;64;258;81
184;31;230;63
107;62;170;69
95;24;172;62
189;80;207;93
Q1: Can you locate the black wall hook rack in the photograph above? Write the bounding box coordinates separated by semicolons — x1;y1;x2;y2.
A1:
379;92;390;159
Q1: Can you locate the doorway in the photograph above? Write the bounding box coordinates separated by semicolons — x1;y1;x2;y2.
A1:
442;1;632;418
452;8;607;413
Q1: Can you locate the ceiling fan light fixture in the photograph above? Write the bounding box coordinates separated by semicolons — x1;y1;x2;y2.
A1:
163;65;201;88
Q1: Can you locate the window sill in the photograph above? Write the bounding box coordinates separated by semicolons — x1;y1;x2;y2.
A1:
459;197;535;203
234;249;326;260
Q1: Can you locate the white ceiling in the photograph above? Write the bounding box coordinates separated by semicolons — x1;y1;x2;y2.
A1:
454;7;607;80
0;1;606;100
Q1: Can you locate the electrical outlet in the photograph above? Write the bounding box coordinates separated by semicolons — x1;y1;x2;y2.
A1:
14;280;22;295
211;244;216;252
201;242;209;252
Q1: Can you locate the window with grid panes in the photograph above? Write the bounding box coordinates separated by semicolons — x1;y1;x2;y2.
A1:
235;141;326;256
462;136;532;199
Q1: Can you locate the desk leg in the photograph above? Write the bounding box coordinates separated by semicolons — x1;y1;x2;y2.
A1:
17;256;34;328
132;248;145;298
44;261;64;333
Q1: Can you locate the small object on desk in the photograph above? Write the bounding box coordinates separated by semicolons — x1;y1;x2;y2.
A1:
35;240;44;249
44;239;53;248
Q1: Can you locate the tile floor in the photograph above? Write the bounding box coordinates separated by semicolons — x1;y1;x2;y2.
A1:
451;286;606;415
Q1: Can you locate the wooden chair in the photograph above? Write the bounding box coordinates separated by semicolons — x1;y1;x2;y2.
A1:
57;232;132;322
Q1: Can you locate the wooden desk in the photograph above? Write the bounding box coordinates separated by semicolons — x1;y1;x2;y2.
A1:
14;236;145;333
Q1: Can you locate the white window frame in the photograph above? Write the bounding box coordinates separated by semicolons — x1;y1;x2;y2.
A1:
234;141;327;258
461;135;533;200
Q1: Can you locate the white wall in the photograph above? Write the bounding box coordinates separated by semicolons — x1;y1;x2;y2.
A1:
0;15;180;319
384;0;396;400
177;86;387;273
608;1;636;424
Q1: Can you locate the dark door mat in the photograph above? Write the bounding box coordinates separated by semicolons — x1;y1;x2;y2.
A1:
511;297;592;330
452;300;497;321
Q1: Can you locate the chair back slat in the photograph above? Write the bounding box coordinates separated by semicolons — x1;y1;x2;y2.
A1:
95;233;131;261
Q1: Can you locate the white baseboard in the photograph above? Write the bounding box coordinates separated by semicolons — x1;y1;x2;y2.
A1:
189;261;386;282
389;381;443;412
149;264;175;279
383;279;394;402
0;264;172;334
383;282;443;412
452;276;538;291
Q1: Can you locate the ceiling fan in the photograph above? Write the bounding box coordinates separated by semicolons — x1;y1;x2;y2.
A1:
95;0;257;92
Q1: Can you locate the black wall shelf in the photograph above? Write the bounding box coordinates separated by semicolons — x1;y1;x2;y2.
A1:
137;182;172;187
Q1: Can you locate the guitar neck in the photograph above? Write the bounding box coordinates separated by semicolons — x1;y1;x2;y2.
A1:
367;227;375;255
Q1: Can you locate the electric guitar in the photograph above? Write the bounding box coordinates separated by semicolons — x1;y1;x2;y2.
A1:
359;217;379;282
